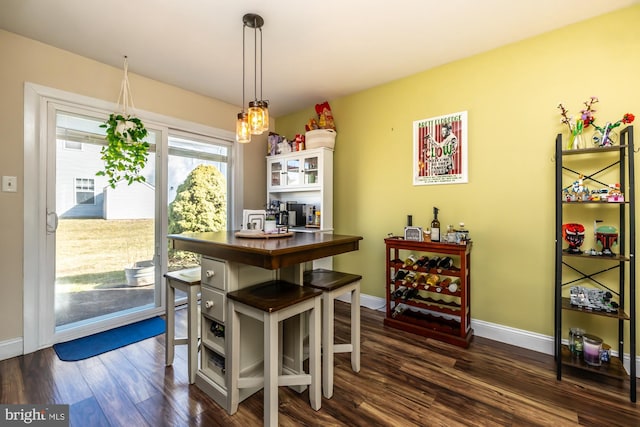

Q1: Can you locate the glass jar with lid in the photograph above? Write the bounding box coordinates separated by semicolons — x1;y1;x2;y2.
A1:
569;327;586;357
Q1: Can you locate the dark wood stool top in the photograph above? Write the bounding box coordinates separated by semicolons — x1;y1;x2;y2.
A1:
303;269;362;291
227;280;322;313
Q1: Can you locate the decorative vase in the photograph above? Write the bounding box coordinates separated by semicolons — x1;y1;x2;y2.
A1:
569;132;585;150
592;128;618;147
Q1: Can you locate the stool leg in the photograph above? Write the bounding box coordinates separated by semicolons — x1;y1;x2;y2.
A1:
187;285;199;384
351;286;361;373
322;292;334;399
264;312;279;427
165;280;175;366
309;297;322;410
228;301;240;415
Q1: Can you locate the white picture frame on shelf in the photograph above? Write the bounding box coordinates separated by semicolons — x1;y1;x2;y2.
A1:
242;209;266;231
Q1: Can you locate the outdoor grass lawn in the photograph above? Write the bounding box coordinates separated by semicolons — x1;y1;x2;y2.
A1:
56;218;154;290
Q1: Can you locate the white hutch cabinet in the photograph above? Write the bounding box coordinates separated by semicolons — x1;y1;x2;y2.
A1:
266;147;333;232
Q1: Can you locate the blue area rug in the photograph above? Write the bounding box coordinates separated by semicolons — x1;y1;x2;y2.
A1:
53;317;166;361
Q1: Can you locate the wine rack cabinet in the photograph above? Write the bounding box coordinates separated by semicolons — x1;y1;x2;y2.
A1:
384;237;473;348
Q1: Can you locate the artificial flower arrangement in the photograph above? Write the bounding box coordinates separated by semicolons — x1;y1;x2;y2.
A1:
557;97;634;149
591;112;635;146
557;97;598;149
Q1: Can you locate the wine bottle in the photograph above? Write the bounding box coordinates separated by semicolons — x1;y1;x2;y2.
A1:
392;304;406;318
413;255;429;270
437;257;454;270
427;256;441;271
392;286;407;299
404;288;419;300
430;207;441;242
403;254;418;268
402;271;417;286
393;270;408;281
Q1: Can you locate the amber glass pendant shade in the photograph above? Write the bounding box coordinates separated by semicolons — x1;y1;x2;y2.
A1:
248;101;265;135
260;100;269;132
236;112;251;143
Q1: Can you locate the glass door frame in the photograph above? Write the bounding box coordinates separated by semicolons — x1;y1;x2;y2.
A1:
23;83;241;353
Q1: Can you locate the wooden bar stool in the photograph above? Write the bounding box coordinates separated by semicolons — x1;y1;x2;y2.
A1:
164;268;201;384
227;280;323;427
303;269;362;399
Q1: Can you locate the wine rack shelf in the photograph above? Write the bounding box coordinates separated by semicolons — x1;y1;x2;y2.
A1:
384;237;473;348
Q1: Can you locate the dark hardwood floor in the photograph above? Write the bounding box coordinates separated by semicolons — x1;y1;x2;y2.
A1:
1;302;638;426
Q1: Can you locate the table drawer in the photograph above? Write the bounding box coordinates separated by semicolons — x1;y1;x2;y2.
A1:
201;286;226;322
201;257;226;290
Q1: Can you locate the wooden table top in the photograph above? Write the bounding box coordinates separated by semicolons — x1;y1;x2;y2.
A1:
168;231;363;270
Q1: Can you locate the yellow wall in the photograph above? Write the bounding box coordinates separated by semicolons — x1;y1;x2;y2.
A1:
0;30;268;343
276;5;640;342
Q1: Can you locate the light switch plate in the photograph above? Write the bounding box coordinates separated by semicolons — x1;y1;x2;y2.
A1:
2;176;17;192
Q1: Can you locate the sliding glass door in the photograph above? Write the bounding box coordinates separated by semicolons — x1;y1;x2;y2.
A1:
166;133;229;302
52;109;160;329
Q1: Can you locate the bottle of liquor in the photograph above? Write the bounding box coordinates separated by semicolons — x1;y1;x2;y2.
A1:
431;207;440;242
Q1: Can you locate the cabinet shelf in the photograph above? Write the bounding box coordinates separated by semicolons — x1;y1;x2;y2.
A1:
561;297;629;320
562;200;628;205
554;126;636;403
560;345;628;380
391;262;463;278
561;144;631;155
561;252;630;262
391;296;461;315
391;280;462;298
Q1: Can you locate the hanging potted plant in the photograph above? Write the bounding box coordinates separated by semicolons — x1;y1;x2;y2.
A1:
97;56;149;188
98;113;149;188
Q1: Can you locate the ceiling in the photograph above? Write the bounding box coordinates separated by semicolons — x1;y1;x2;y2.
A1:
1;0;637;117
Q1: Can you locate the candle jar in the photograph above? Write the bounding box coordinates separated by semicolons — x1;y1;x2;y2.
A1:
569;327;585;357
582;334;603;366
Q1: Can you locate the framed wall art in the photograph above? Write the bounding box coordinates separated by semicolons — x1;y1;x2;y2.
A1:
413;111;468;185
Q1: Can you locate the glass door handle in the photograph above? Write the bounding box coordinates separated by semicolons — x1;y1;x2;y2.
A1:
46;210;59;234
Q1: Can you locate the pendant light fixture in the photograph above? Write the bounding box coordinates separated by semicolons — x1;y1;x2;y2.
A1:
235;13;269;143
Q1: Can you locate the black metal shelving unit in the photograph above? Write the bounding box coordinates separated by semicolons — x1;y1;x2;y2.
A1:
554;126;636;402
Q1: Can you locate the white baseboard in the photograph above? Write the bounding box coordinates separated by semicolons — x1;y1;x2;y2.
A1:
342;293;640;378
0;338;23;361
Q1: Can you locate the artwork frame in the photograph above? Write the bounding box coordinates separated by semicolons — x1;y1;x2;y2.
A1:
413;111;468;185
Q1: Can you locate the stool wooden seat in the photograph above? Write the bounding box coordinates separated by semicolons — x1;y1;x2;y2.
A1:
303;269;362;399
227;280;322;427
164;268;201;384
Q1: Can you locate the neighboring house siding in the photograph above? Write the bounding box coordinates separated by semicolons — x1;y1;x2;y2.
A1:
57;140;155;219
104;181;155;220
56;141;108;218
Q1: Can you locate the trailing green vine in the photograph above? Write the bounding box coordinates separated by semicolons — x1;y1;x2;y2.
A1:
97;113;149;188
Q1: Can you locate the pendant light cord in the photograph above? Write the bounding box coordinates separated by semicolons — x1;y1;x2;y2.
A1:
253;17;258;102
242;24;246;112
259;27;263;102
